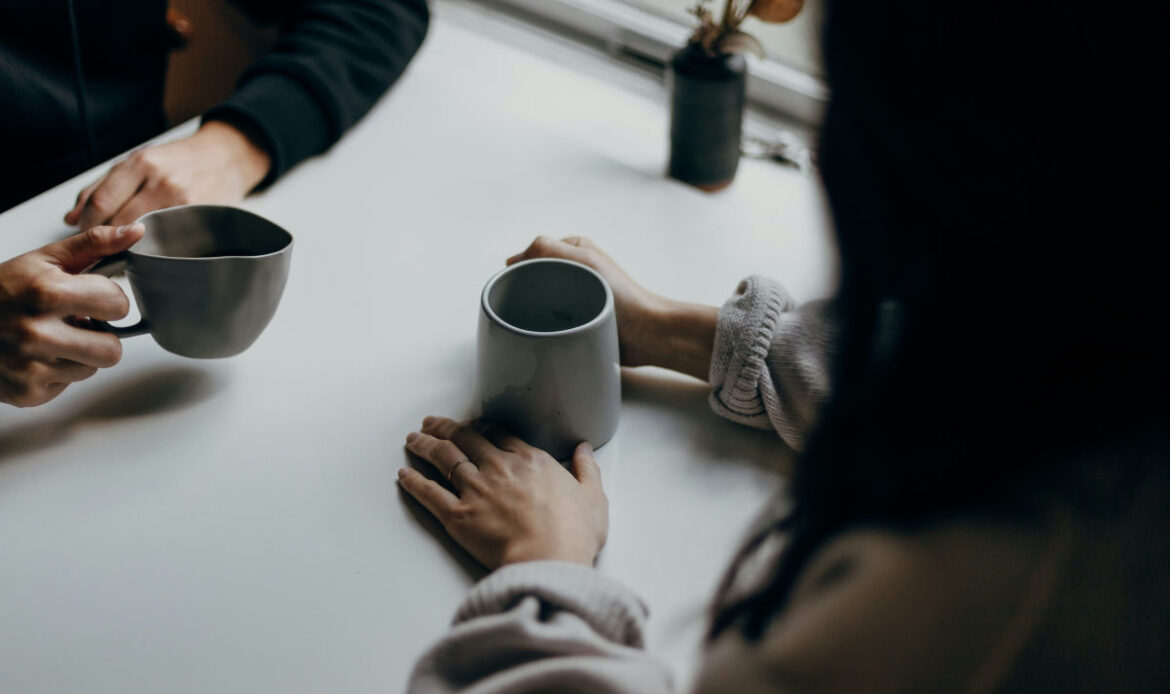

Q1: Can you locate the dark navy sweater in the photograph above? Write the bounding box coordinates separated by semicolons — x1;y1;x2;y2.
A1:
0;0;429;212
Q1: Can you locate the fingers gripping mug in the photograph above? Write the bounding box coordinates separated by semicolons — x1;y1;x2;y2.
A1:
477;258;621;460
86;205;294;359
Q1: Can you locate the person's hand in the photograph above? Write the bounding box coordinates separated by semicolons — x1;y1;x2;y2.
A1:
399;417;608;570
0;224;143;407
507;235;718;381
64;121;271;230
508;235;667;367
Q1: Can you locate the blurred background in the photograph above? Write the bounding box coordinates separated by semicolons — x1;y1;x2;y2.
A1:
163;0;825;132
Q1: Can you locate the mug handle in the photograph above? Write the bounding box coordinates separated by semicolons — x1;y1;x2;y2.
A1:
84;252;150;338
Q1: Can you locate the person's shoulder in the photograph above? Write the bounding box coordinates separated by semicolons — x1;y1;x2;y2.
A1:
697;518;1052;694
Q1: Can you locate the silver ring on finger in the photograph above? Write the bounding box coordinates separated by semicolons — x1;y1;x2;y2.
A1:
447;458;473;483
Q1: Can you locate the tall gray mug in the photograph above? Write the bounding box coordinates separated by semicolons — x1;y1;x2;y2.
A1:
477;258;621;460
86;204;293;359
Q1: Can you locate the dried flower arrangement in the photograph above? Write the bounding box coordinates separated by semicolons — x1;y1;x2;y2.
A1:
689;0;804;57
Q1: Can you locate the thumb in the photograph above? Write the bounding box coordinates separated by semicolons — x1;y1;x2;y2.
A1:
570;442;602;488
41;224;145;274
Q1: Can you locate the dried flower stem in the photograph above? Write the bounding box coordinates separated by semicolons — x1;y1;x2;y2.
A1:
690;0;764;55
719;0;735;31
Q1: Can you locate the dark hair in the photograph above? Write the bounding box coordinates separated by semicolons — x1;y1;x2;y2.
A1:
711;0;1169;641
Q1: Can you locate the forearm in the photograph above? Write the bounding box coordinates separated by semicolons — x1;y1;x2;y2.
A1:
212;0;430;185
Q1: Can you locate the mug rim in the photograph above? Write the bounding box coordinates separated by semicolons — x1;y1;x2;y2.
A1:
481;258;615;338
130;204;294;261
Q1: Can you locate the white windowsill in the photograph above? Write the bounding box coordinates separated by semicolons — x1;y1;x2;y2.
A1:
438;0;822;176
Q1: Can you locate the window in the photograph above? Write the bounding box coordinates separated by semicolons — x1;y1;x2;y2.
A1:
629;0;823;78
476;0;828;127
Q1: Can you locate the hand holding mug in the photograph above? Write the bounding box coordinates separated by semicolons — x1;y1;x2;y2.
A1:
88;205;294;359
0;225;142;407
507;236;718;382
399;417;608;570
507;236;665;367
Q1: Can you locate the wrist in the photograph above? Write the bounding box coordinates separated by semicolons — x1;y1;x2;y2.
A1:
620;292;671;368
500;540;598;568
642;299;718;382
196;120;271;193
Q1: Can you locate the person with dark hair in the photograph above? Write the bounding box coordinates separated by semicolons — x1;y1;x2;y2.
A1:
0;0;429;220
396;1;1169;692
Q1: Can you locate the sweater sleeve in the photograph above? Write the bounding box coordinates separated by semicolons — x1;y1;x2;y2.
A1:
204;0;429;188
408;561;675;694
708;276;837;452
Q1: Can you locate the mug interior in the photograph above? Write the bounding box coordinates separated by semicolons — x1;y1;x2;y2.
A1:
135;205;292;259
486;261;608;333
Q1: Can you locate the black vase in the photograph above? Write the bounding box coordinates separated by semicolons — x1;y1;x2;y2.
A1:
667;43;747;191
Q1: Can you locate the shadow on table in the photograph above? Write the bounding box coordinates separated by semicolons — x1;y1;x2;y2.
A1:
0;365;226;463
620;368;797;479
398;449;488;583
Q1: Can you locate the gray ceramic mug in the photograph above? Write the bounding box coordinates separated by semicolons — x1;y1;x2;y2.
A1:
86;205;293;359
477;258;621;460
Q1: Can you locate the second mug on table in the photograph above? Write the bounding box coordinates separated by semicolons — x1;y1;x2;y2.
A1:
476;258;621;461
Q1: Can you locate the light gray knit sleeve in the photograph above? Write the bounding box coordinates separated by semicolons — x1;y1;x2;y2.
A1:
407;561;674;694
708;276;837;452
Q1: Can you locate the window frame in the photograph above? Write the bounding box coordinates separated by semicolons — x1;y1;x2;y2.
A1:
470;0;829;127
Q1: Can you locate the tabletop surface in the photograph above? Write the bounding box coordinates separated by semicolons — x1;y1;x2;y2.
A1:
0;6;834;692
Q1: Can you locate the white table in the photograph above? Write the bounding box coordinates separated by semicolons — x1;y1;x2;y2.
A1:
0;7;835;693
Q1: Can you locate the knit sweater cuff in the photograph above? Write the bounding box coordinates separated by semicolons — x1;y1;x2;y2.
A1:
708;276;797;428
455;561;650;648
